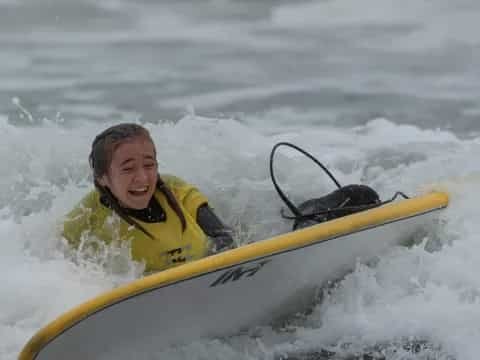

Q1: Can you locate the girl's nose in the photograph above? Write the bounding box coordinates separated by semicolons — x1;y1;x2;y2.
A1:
135;168;148;182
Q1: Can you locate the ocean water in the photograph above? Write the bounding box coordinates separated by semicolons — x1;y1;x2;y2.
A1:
2;0;480;359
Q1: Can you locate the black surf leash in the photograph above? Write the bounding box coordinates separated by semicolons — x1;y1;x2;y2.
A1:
269;142;409;224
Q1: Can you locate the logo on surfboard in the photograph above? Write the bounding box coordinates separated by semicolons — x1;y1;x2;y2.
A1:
210;260;271;287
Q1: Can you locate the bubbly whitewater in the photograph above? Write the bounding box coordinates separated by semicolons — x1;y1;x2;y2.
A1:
2;1;480;359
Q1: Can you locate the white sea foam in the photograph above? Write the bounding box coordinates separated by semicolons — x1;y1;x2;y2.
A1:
2;115;480;359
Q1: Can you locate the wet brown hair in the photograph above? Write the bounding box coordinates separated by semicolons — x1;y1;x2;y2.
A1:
89;123;186;237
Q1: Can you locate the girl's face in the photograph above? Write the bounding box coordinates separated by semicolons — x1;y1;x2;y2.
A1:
99;136;158;209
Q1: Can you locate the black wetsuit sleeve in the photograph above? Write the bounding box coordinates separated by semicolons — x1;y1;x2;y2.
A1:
196;204;234;252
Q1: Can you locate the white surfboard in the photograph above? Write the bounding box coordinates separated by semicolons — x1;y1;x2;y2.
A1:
19;192;448;360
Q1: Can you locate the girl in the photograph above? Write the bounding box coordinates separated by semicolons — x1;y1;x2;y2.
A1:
63;123;233;273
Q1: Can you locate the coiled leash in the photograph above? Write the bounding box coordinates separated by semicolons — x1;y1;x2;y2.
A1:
269;142;409;230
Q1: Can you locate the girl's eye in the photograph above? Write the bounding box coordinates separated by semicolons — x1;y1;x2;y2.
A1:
122;167;134;173
145;163;156;169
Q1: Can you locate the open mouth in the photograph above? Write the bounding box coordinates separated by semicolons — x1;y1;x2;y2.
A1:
128;187;149;196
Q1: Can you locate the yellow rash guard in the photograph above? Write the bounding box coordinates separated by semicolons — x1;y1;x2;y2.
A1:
63;175;210;273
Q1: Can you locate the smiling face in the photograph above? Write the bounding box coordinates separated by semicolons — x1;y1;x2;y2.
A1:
98;136;158;209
